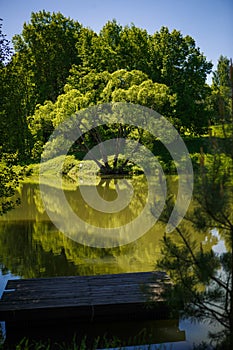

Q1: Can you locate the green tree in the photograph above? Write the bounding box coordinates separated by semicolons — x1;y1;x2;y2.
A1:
213;55;232;88
149;27;212;134
1;11;83;160
77;20;150;74
77;24;212;134
13;10;82;103
30;69;176;174
0;56;35;158
0;21;24;214
1;15;213;162
0;152;21;215
211;56;232;126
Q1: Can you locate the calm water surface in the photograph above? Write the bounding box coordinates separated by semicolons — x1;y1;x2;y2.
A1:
0;177;223;348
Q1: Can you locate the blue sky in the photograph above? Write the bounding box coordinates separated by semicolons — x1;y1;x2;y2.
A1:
1;0;232;81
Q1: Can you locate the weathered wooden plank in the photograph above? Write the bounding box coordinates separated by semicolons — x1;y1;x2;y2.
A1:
5;272;155;290
5;277;89;290
0;272;170;323
2;285;90;298
3;273;159;300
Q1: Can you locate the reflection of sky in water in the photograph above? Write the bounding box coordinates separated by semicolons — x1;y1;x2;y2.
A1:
0;271;19;298
105;317;222;349
0;271;19;341
211;228;227;254
180;318;223;348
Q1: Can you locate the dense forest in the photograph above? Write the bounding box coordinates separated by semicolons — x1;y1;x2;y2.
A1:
0;10;232;211
0;11;230;158
0;10;233;349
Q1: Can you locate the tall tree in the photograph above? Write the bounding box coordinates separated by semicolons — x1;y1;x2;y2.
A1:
149;27;213;134
1;56;36;157
211;56;232;127
77;24;212;134
0;20;24;214
213;55;232;88
13;11;82;103
1;11;83;159
0;31;36;159
77;20;150;75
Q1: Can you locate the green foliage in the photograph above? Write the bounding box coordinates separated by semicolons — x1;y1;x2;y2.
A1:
1;11;83;160
154;53;233;343
0;152;23;215
29;68;176;170
1;54;38;156
213;55;232;88
13;10;82;103
103;71;176;116
77;20;150;74
210;56;232;124
149;27;212;134
0;27;33;158
76;23;212;133
1;12;232;349
25;72;165;175
1;12;214;164
0;21;28;215
32;155;79;179
210;123;233;138
61;155;79;175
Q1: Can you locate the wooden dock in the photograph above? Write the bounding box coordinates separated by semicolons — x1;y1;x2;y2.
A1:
0;271;170;325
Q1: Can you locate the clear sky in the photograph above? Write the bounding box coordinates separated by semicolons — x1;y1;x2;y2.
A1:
1;0;233;81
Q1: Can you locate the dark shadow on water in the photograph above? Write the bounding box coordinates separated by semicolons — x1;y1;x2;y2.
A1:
3;318;185;349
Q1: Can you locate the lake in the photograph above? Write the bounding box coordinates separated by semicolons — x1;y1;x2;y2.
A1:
0;176;223;348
